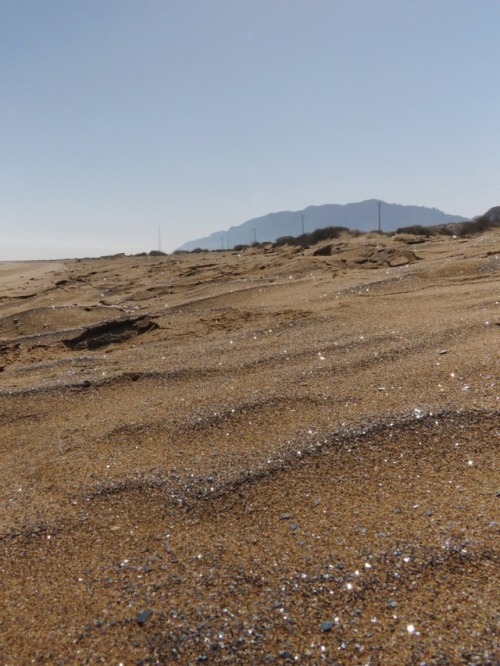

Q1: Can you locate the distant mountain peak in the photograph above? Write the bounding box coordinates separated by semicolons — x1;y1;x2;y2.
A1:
176;200;467;251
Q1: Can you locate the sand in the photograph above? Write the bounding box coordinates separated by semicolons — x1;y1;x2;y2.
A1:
0;231;498;665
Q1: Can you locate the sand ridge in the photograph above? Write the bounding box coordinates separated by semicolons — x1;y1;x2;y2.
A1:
0;231;498;664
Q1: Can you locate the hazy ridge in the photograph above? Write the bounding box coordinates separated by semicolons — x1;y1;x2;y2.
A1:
177;199;467;251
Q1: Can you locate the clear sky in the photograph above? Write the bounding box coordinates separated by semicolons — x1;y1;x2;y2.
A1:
1;0;499;260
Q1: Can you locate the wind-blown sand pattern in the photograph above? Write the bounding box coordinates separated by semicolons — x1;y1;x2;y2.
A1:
0;231;498;665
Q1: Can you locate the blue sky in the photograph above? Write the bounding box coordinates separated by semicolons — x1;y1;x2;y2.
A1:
1;0;499;259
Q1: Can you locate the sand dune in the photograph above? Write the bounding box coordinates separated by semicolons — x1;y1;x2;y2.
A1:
0;231;498;664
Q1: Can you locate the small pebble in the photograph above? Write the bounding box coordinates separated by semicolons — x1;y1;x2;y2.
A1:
136;609;153;625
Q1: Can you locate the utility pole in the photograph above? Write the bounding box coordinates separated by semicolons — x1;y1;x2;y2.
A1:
377;201;382;232
301;214;305;235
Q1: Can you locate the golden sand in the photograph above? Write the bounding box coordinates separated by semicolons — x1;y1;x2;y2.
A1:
0;231;498;664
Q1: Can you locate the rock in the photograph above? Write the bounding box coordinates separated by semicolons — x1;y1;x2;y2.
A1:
321;621;333;632
312;244;333;256
136;609;153;625
389;252;415;268
279;650;292;659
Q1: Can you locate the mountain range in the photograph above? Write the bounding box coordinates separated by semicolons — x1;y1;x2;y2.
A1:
176;200;467;251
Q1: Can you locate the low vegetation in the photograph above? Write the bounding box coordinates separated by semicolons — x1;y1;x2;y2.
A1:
174;209;499;255
397;212;499;239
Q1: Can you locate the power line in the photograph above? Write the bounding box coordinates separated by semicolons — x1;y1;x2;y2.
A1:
403;181;500;205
